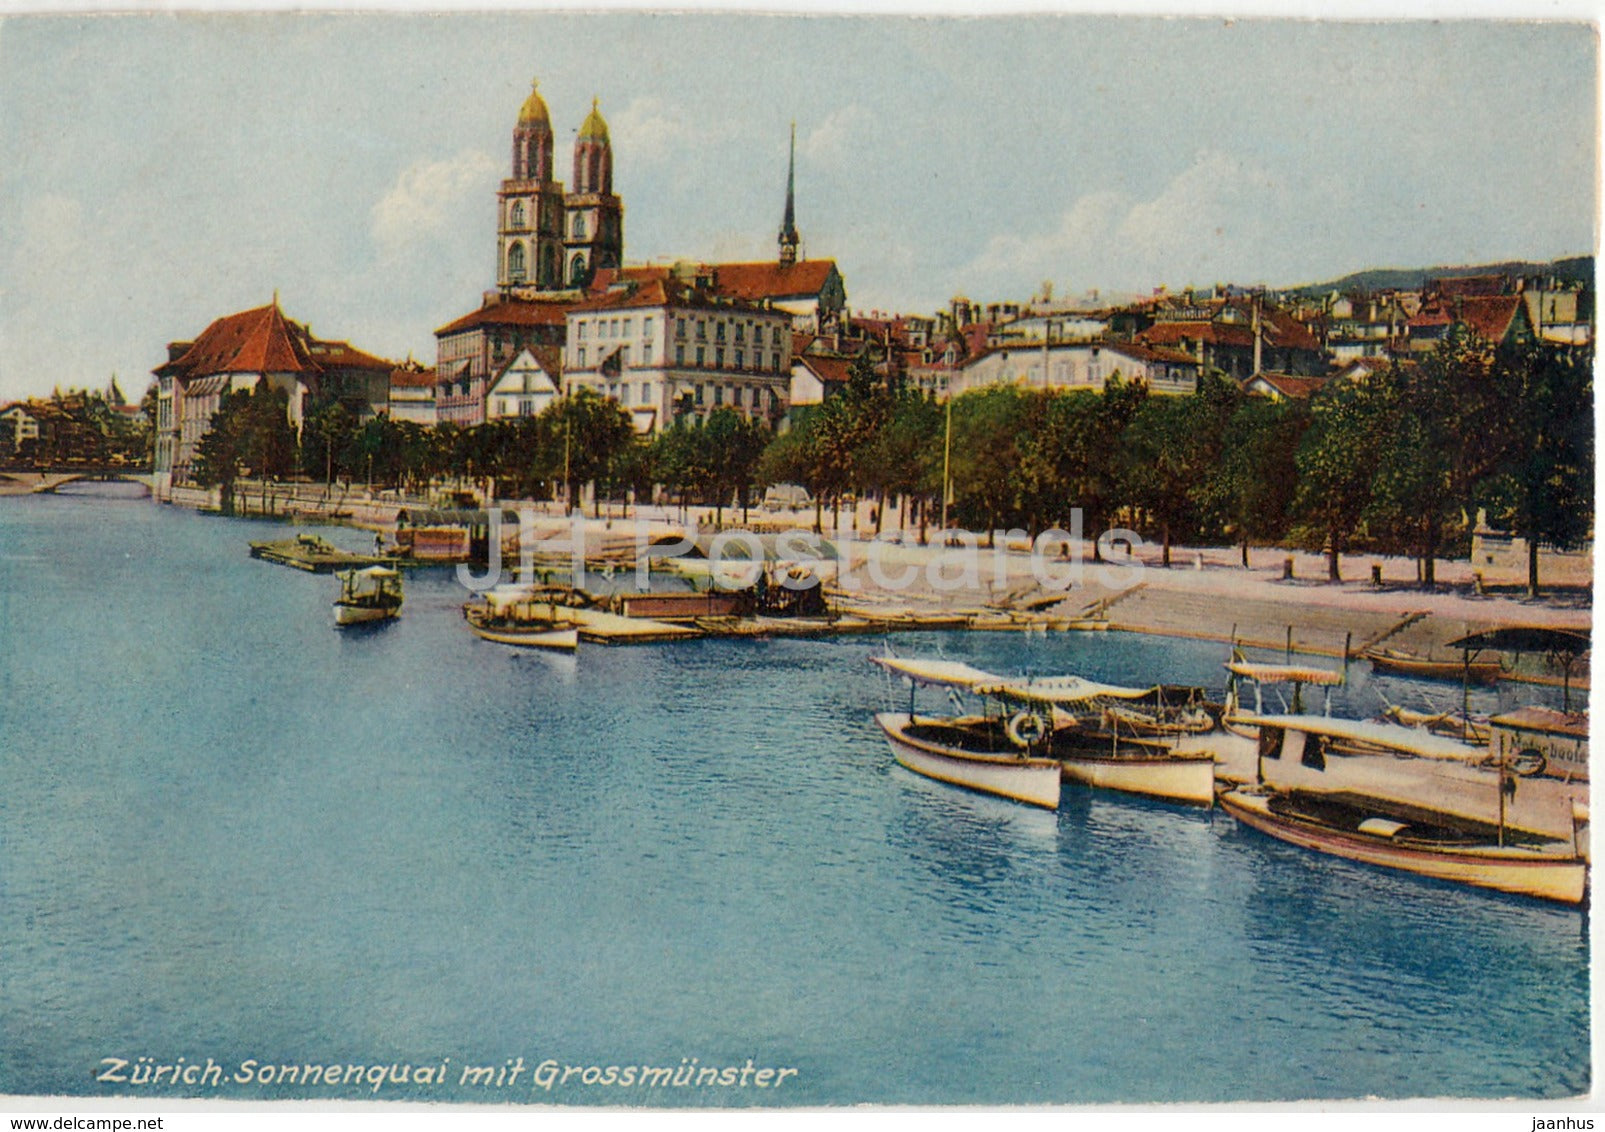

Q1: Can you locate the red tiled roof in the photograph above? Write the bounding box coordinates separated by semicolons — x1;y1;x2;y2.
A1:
1458;295;1524;343
1105;341;1199;367
390;365;438;389
158;303;314;377
1407;295;1524;344
306;339;393;372
709;260;838;303
795;354;854;387
157;302;396;381
435;297;576;336
1247;372;1330;400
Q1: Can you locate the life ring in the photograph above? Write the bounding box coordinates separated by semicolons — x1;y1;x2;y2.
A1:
1509;748;1547;778
1007;710;1048;749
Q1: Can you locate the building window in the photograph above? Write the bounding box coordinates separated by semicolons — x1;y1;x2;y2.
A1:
735;323;746;344
511;201;526;228
623;318;633;336
640;383;650;405
715;347;725;368
714;385;724;405
578;321;588;340
735;349;744;369
578;348;587;367
716;322;726;342
695;346;705;366
642;317;654;338
771;327;781;347
676;318;685;338
733;387;743;407
622;345;631;367
508;242;527;282
696;321;706;340
573;214;586;238
695;384;704;405
676;345;685;365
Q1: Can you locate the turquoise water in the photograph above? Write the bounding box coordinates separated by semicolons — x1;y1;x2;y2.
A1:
0;493;1589;1105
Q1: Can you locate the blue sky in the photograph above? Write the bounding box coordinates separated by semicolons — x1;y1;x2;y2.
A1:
0;9;1596;402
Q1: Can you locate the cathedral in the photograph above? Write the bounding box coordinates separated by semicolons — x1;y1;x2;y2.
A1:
497;80;624;295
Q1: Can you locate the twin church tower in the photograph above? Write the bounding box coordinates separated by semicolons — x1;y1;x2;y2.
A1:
497;80;623;294
495;78;804;297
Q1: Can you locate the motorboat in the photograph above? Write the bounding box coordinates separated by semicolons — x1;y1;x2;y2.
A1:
1218;784;1587;905
463;585;580;651
871;658;1063;809
333;565;403;626
871;657;1218;808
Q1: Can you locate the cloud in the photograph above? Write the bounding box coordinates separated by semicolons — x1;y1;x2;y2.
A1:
608;95;701;169
963;150;1292;297
370;150;498;260
799;106;873;169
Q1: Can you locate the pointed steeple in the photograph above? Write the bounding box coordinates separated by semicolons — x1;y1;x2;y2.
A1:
778;121;799;267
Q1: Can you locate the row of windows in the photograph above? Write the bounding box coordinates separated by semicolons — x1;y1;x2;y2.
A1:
577;316;653;341
672;345;784;373
673;317;784;347
571;343;785;375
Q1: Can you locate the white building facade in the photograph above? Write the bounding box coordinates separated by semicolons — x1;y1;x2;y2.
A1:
564;286;793;433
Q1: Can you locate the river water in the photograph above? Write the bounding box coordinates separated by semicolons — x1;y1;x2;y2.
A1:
0;492;1589;1105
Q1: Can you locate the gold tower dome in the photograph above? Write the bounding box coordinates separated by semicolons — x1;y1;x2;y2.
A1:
577;97;610;143
518;79;551;127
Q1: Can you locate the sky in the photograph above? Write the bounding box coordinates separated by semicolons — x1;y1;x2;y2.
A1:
0;8;1596;403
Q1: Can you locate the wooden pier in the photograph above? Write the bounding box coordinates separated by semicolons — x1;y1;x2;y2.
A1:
249;535;395;574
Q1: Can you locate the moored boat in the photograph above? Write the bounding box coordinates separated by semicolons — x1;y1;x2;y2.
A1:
1218;785;1588;905
1366;647;1502;685
463;586;579;651
875;710;1064;809
333;565;403;626
871;657;1217;807
980;674;1218;806
1229;712;1589;855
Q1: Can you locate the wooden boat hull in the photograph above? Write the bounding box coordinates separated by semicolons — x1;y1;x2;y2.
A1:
467;621;579;651
1059;749;1217;806
1367;651;1502;685
876;713;1061;809
1219;788;1587;905
333;601;399;626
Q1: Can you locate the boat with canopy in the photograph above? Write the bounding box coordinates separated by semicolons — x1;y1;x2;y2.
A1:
463;585;579;651
871;656;1217;807
332;566;403;626
869;657;1063;808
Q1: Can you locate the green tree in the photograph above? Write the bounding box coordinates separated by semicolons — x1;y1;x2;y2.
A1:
1205;395;1308;566
1479;341;1594;596
947;384;1027;544
542;388;637;515
1293;374;1388;581
193;383;293;512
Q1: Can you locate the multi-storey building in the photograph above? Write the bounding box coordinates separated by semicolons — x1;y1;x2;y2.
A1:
564;273;793;434
151;300;393;497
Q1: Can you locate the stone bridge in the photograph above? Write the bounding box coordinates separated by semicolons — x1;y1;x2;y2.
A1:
0;470;156;495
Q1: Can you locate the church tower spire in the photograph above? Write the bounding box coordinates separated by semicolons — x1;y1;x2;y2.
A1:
564;96;624;289
499;77;567;293
778;121;799;267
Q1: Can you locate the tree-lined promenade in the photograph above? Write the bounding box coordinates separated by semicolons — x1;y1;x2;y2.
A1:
193;329;1591;596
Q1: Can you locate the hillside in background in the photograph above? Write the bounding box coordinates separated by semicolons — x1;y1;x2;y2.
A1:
1286;255;1593;297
